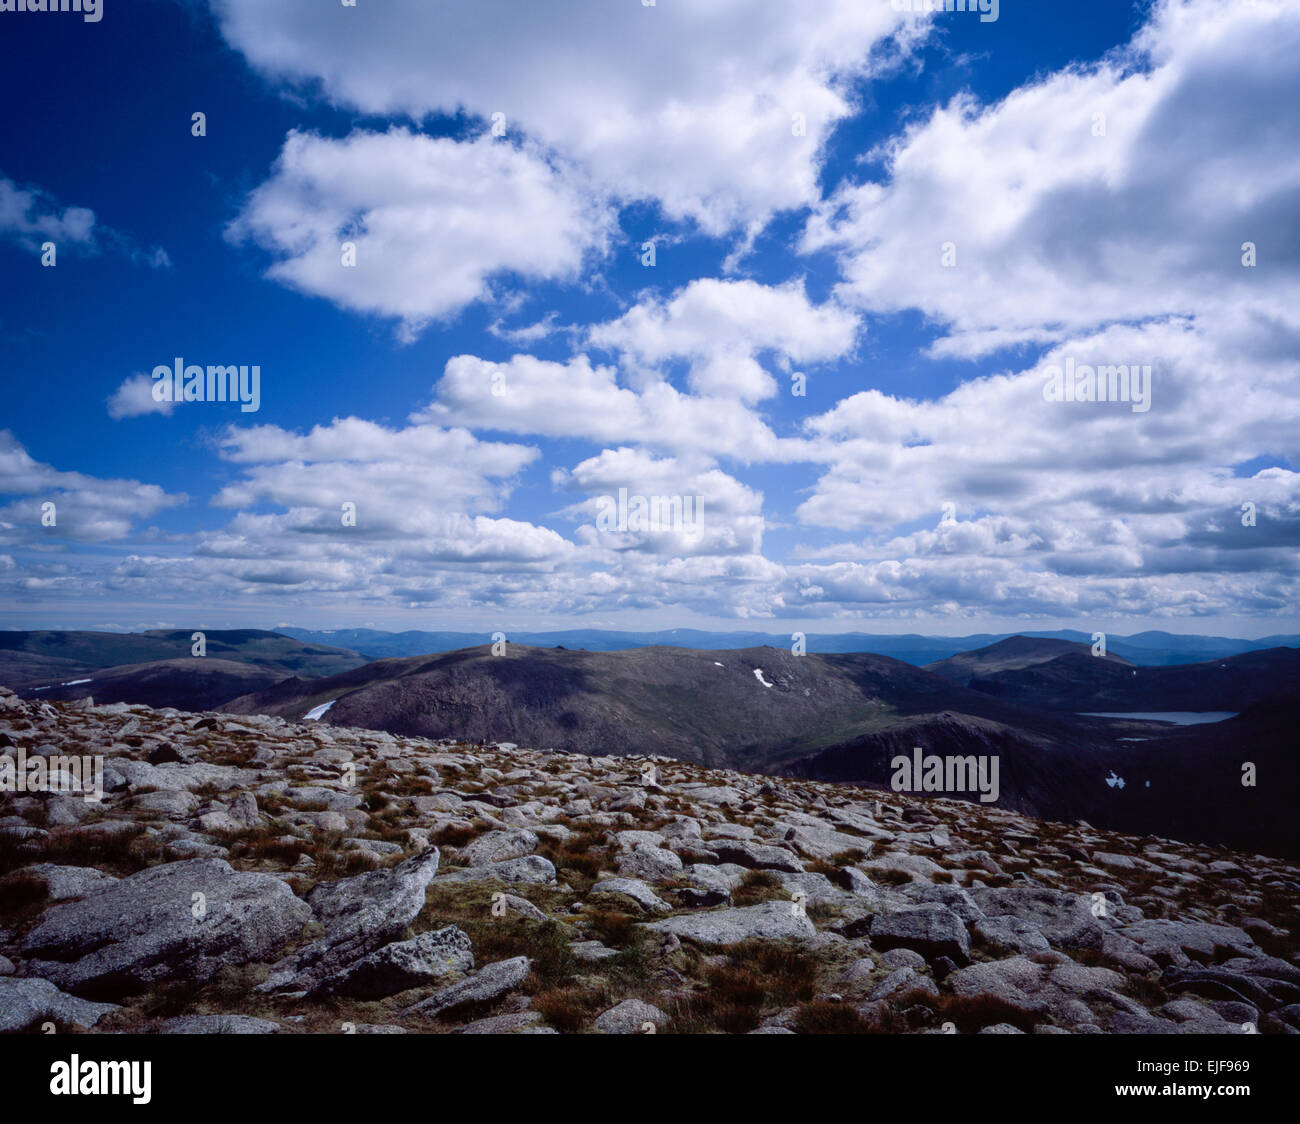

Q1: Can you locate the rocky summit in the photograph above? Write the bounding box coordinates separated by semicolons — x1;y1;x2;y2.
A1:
1;685;1298;1036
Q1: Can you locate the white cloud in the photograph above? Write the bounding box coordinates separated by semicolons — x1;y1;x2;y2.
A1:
803;0;1300;356
228;129;614;339
0;430;186;544
214;417;539;520
418;352;804;462
108;373;176;420
0;174;169;266
211;0;924;234
554;447;767;558
589;279;860;402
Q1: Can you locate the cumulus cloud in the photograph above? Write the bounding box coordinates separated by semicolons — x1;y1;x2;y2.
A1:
107;373;176;420
211;0;924;234
803;0;1300;357
418;352;804;462
554;447;767;558
227;129;614;339
0;430;186;544
589;279;860;402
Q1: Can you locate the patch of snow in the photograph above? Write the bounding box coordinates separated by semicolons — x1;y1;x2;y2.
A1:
753;668;773;688
1105;771;1126;790
713;662;724;667
303;699;337;721
61;679;93;687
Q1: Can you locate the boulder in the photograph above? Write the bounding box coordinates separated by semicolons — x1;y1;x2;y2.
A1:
260;849;440;993
22;858;311;995
641;901;816;946
705;839;804;874
19;863;119;901
316;926;474;999
594;998;666;1034
590;878;672;913
438;855;557;885
970;887;1105;951
0;977;119;1032
400;956;532;1019
460;829;538;866
870;907;971;963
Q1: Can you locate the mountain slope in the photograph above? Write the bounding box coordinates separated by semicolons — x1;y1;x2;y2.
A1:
0;629;365;690
953;645;1300;712
20;658;284;710
925;635;1133;684
222;643;1079;771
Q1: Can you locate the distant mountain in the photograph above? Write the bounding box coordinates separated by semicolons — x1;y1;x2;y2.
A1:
277;626;1300;667
934;641;1300;712
0;629;364;690
221;640;1300;854
222;643;1084;772
20;658;284;710
925;635;1133;683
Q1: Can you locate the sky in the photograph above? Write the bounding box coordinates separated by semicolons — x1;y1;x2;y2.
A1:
0;0;1297;638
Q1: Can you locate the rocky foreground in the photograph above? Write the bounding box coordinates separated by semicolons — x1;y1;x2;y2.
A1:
1;686;1298;1035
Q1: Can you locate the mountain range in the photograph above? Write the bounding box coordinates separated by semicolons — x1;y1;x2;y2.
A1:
274;626;1300;668
2;629;1296;856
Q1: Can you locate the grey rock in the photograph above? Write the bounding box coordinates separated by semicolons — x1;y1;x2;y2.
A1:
870;966;938;1001
947;955;1127;1019
706;839;804;874
880;948;927;971
461;828;538;866
159;1014;281;1034
19;863;119;901
22;858;311;995
870;907;970;963
970;887;1105;951
571;940;619;962
839;957;878;987
454;1011;545;1034
900;883;985;923
493;893;549;921
316;926;474;999
617;843;684;882
438;855;557;885
400;956;532;1019
593;998;666;1034
260;849;440;993
974;916;1051;955
0;977;119;1032
590;877;672;913
1119;919;1260;968
641;901;817;946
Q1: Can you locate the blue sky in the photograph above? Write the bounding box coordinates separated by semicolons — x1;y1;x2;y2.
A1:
1;0;1297;636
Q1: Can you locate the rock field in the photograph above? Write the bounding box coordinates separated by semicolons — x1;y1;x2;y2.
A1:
2;686;1298;1035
